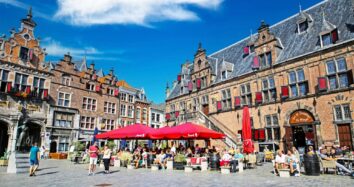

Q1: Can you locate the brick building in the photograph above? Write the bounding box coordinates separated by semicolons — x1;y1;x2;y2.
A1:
165;0;354;152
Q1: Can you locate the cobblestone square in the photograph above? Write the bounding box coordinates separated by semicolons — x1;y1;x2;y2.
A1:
0;160;353;187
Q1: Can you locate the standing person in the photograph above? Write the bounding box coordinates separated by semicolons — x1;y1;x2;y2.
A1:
29;142;40;177
40;146;45;160
88;142;99;176
102;145;112;174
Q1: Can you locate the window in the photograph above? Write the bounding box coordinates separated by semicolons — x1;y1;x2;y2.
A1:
151;113;156;122
54;112;73;128
33;77;45;96
107;88;114;96
201;77;207;88
262;77;276;102
334;104;351;121
62;77;71;86
120;93;127;101
104;102;116;114
136;107;141;120
80;116;95;129
102;119;115;130
259;52;272;68
0;69;9;92
241;83;252;106
221;71;227;80
128;105;134;118
156;114;160;122
86;83;95;91
14;73;28;91
58;92;71;107
201;95;209;105
265;114;280;141
326;58;350;90
288;69;308;97
82;97;97;111
58;137;69;152
128;95;134;103
221;89;232;109
321;30;338;47
249;45;255;53
192;98;199;112
298;21;308;33
142;108;147;121
120;104;126;116
19;47;29;61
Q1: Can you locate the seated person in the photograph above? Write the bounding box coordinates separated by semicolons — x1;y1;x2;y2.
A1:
185;148;193;158
141;148;148;167
274;150;286;175
230;149;244;172
319;148;354;177
154;150;166;169
285;150;298;174
328;148;337;159
220;150;232;167
307;146;315;156
133;151;142;169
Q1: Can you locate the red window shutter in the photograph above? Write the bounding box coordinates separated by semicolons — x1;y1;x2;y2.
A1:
25;86;31;94
259;129;265;140
177;75;181;82
165;113;171;120
254;129;259;140
114;89;119;96
196;78;201;89
252;56;260;69
6;82;12;92
243;46;250;55
318;77;328;91
255;92;263;104
188;81;193;92
234;96;241;108
331;29;338;43
281;86;289;99
43;89;48;99
95;85;101;92
217;101;222;112
175;111;180;118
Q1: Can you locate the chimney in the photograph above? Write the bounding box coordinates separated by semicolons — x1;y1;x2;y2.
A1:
90;62;95;70
64;52;72;62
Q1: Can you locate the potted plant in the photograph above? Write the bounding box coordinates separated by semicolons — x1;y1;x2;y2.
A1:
0;150;9;166
173;153;186;170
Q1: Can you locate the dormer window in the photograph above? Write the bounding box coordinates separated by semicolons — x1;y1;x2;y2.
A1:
320;29;338;47
221;71;227;80
298;20;308;33
62;76;71;86
249;45;255;53
259;52;272;68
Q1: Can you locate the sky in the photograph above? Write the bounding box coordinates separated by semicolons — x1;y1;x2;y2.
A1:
0;0;322;103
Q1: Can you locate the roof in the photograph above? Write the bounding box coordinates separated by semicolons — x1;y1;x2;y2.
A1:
167;0;354;101
151;103;165;112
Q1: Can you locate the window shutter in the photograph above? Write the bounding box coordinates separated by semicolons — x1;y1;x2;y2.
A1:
318;77;328;91
43;89;48;99
175;111;180;118
234;96;241;108
347;70;353;85
165;113;171;121
95;85;101;92
6;82;12;93
25;86;31;94
177;75;181;82
331;29;338;43
281;86;289;99
259;129;265;140
196;78;201;89
114;89;119;96
252;56;260;69
217;101;222;112
243;46;250;55
255;92;263;104
188;81;193;92
253;129;259;141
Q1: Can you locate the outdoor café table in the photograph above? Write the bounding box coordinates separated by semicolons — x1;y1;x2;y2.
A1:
337;158;354;171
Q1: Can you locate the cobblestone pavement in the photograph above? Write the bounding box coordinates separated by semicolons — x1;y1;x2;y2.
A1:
0;160;353;187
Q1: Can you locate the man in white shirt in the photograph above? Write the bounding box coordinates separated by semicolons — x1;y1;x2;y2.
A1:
274;150;286;175
170;142;176;155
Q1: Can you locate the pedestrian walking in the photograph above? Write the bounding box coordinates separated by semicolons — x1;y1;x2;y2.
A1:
102;145;112;174
88;141;99;176
29;142;40;177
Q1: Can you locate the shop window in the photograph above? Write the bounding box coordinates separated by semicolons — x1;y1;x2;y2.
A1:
265;114;280;141
0;69;9;92
288;69;308;97
262;77;276;102
58;92;71;107
221;89;232;110
334;104;352;121
241;83;252;106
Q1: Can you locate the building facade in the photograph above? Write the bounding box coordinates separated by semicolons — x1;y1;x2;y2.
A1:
165;0;354;152
149;103;165;129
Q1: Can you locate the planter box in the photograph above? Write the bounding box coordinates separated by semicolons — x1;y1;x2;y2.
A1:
221;166;231;174
184;166;193;173
0;160;8;166
201;161;208;171
114;159;121;167
151;164;159;171
173;162;186;170
49;153;67;160
279;169;290;178
238;162;244;173
166;161;173;170
127;163;134;170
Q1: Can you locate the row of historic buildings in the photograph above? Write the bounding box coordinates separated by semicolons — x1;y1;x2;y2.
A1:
165;0;354;152
0;9;163;173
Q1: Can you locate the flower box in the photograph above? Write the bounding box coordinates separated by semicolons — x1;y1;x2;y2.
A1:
0;160;8;166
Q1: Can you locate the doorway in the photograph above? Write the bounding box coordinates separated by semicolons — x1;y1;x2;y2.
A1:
0;121;9;157
50;141;57;153
17;122;42;152
337;124;353;150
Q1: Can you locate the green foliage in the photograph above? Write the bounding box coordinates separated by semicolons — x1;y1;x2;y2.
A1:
73;141;85;151
174;153;186;163
107;141;116;150
0;149;9;160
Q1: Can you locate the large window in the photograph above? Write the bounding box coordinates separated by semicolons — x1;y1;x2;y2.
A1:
136;107;141;120
82;97;97;111
326;58;350;90
221;89;232;109
201;76;207;88
33;77;45;96
120;93;127;101
128;95;134;103
80;116;95;129
14;73;28;91
127;105;134;118
104;102;116;114
241;83;252;106
334;104;351;121
156;114;160;122
262;77;276;102
19;47;29;61
58;137;69;152
259;52;272;68
288;69;308;97
142;108;147;121
0;69;9;92
58;92;71;107
151;113;156;122
265;114;280;141
107;88;114;96
54;112;73;128
120;104;126;117
102;119;115;131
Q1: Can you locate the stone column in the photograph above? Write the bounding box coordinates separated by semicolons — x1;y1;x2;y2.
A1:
7;120;19;173
315;122;322;148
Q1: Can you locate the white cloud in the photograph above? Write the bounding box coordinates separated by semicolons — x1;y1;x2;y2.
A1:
0;0;52;20
55;0;223;26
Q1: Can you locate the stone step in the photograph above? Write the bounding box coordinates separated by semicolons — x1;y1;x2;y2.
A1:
15;158;29;163
16;162;30;168
16;167;29;173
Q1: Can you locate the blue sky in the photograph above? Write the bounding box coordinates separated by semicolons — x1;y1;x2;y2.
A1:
0;0;322;103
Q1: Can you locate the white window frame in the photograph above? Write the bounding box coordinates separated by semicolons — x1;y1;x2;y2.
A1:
62;76;71;86
104;101;116;114
334;104;352;121
120;104;127;117
127;105;134;118
58;92;71;107
82;97;97;111
80;116;96;129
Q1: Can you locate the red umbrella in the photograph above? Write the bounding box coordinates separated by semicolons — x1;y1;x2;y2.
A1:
151;122;225;140
95;124;156;139
149;126;173;139
242;106;254;154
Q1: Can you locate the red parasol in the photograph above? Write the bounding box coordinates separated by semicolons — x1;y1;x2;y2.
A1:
95;124;156;139
242;106;254;154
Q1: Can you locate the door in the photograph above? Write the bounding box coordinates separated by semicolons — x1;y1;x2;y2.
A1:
338;124;353;150
202;104;209;116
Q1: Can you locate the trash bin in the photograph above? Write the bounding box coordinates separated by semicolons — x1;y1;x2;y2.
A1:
210;153;220;170
303;154;320;176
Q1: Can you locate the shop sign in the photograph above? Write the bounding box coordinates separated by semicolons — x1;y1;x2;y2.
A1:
289;110;314;125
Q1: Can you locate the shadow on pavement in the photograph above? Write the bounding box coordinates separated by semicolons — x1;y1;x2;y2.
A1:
36;171;59;176
37;167;58;171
